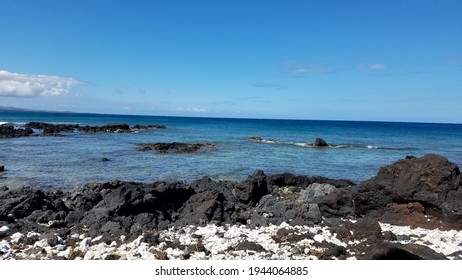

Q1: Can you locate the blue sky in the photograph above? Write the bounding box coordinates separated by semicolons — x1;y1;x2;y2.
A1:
0;0;461;123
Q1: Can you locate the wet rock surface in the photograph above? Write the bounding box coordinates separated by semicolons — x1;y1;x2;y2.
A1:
25;122;79;135
1;154;461;260
2;122;167;137
314;137;329;147
77;123;131;133
133;124;166;130
248;136;263;142
0;124;33;138
136;142;215;153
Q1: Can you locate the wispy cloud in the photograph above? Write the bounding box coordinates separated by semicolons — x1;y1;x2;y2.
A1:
358;63;387;71
282;62;332;76
175;107;207;113
369;64;386;70
0;70;80;97
251;82;288;90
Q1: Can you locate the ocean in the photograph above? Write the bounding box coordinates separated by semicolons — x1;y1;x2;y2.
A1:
1;110;461;189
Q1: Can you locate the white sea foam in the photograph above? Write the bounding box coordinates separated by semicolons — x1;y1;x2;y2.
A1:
294;142;310;147
261;139;278;144
257;139;380;151
332;145;349;149
366;145;382;149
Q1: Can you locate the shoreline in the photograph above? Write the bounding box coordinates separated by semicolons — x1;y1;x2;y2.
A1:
1;154;462;260
2;120;462;189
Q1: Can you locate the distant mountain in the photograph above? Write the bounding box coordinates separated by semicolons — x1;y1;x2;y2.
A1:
0;106;73;113
0;106;39;112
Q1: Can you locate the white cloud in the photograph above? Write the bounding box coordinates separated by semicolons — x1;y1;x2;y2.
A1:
369;64;386;70
175;107;207;113
0;70;80;97
358;63;387;71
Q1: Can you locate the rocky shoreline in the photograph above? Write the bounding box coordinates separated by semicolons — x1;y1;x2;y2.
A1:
1;154;461;260
0;122;166;138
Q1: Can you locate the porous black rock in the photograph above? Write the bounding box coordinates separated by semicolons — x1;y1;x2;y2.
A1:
78;123;131;133
175;177;237;227
353;154;462;229
248;136;263;142
25;122;79;135
133;124;166;130
314;137;329;147
1;154;461;260
235;240;266;252
0;124;33;138
136;142;215;154
0;187;57;221
62;181;196;236
175;191;228;226
234;170;268;205
365;243;448;260
2;122;165;137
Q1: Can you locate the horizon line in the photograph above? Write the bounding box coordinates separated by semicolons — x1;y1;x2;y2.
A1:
0;105;461;126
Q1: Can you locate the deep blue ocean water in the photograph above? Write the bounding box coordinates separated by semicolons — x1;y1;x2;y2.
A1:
1;110;462;189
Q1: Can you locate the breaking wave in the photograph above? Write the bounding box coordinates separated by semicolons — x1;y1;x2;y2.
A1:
248;137;416;151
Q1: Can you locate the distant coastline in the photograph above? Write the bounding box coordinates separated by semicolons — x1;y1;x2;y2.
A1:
1;106;461;125
0;106;71;113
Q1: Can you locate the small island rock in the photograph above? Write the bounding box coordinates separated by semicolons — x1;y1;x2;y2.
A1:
314;137;329;147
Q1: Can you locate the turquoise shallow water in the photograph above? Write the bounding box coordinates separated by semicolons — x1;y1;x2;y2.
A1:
1;110;462;189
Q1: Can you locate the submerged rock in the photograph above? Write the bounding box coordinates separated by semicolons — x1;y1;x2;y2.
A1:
248;136;263;142
78;123;131;133
136;142;215;154
133;124;166;130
